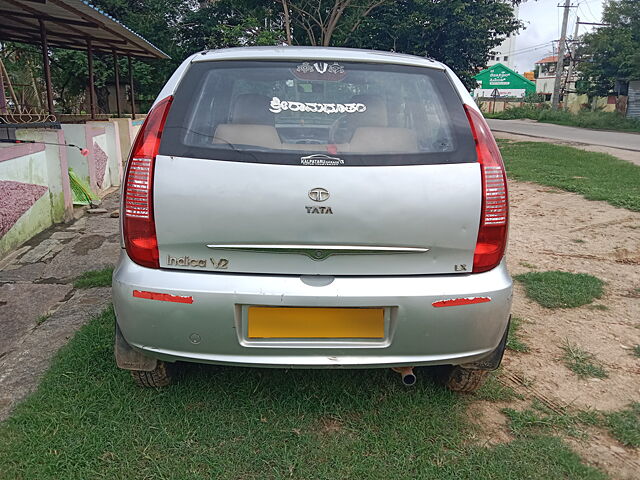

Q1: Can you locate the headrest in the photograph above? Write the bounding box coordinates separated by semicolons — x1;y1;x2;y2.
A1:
231;94;274;125
350;94;388;127
348;127;417;153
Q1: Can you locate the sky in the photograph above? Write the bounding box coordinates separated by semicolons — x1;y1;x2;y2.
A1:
511;0;605;73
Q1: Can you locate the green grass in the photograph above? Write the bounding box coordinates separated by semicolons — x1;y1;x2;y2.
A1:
507;316;530;353
561;340;608;379
506;400;640;448
499;141;640;212
514;271;604;309
35;313;50;325
633;345;640;358
475;371;522;402
586;304;609;311
486;108;640;133
0;306;605;480
519;261;537;269
73;266;114;288
604;403;640;448
503;400;600;440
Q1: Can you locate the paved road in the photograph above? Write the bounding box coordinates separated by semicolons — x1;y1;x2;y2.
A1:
0;193;119;420
487;119;640;152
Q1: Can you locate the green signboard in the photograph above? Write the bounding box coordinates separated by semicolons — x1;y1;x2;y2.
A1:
473;63;536;96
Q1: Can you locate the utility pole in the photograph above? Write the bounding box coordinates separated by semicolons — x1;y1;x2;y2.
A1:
563;17;580;111
552;0;573;110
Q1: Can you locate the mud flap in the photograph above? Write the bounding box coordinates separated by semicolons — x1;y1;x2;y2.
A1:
462;315;511;371
115;322;158;372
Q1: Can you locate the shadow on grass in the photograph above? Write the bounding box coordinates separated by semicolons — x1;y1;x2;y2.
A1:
0;306;604;480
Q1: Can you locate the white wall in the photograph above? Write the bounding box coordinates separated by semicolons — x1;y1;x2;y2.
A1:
487;3;520;69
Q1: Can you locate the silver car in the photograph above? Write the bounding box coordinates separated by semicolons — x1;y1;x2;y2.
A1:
113;47;512;391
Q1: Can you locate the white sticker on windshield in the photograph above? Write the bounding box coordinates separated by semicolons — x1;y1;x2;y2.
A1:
296;62;344;75
269;97;366;115
292;62;346;81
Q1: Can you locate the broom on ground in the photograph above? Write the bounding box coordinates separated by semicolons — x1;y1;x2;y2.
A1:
68;168;99;206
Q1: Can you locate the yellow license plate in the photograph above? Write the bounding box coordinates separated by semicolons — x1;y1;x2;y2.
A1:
247;307;384;339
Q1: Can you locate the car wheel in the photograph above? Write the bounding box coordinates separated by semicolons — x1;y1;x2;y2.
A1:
130;361;177;388
441;366;489;393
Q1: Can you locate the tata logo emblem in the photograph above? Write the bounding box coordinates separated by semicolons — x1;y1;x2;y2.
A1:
308;188;330;202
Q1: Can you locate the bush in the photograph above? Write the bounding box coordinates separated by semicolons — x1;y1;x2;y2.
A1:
523;91;546;104
537;110;640;132
485;105;543;120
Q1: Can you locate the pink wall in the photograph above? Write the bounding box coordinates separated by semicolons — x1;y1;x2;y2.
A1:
0;143;45;163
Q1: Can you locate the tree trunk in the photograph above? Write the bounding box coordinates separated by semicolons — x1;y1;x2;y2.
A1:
323;1;348;46
0;59;21;114
281;0;293;45
30;67;43;109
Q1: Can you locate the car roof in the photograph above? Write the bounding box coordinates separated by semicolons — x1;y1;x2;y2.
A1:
191;46;445;70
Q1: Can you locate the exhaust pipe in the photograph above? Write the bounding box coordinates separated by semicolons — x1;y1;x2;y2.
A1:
392;366;416;386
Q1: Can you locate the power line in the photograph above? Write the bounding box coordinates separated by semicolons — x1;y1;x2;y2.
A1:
583;0;597;20
512;46;550;56
509;41;554;56
577;3;588;21
499;39;551;52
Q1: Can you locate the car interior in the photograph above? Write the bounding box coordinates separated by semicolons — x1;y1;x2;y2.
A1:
213;93;420;153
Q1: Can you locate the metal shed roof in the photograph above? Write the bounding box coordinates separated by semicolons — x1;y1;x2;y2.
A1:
0;0;168;59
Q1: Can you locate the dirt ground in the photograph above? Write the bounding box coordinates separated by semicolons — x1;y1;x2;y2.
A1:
469;180;640;479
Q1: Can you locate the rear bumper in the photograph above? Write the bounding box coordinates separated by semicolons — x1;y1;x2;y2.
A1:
113;253;513;368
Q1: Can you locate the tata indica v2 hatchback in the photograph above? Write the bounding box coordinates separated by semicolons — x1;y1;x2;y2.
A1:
113;47;512;391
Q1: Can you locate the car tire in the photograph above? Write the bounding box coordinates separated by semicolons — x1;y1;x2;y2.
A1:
440;366;489;393
130;361;177;388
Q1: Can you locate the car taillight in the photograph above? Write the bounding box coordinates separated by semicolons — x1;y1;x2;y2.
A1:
464;105;508;273
123;96;173;268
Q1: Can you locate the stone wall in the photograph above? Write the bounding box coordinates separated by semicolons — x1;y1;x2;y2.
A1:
0;129;72;257
0;121;129;259
477;96;619;114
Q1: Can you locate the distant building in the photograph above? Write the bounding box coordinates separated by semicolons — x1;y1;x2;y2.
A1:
535;55;575;100
487;2;522;70
473;63;536;98
523;71;535;81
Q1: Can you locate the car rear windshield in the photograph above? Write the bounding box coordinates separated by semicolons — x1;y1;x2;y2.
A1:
159;60;476;166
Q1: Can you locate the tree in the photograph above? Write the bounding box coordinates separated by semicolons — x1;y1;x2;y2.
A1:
279;0;389;46
576;0;640;98
89;0;285;102
179;0;285;53
0;43;45;113
89;0;197;94
3;0;523;114
341;0;522;87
